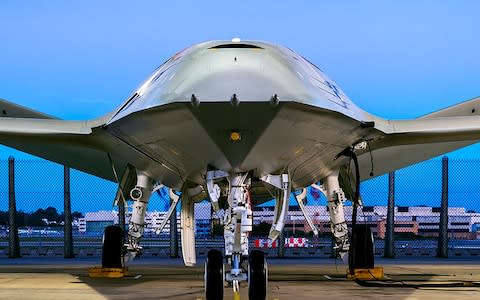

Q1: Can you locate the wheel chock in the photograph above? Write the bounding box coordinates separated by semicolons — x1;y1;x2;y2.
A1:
233;291;241;300
88;266;128;278
347;267;384;280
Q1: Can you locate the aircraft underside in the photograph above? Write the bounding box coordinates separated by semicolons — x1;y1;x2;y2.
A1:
106;101;378;190
94;100;382;299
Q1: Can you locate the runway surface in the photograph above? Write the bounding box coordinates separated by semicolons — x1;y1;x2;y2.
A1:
1;257;480;299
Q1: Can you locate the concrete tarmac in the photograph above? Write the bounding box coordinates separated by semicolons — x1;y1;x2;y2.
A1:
1;257;480;299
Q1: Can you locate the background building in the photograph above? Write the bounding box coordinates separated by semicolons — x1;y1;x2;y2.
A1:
78;202;212;236
79;203;480;240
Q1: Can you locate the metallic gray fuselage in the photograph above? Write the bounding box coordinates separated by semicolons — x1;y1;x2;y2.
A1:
104;41;378;189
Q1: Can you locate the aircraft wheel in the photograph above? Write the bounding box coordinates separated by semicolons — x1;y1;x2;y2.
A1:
350;224;374;269
248;250;267;300
205;249;224;300
102;225;124;268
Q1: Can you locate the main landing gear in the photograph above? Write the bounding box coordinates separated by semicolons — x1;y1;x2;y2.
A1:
97;172;155;273
324;169;376;273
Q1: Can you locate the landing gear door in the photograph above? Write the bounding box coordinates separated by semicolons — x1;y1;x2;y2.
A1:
260;174;291;241
181;188;196;267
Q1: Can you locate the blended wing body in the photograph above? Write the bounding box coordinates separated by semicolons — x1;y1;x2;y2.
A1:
0;40;478;191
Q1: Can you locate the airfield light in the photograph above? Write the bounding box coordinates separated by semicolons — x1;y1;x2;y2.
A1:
231;37;241;43
230;131;241;142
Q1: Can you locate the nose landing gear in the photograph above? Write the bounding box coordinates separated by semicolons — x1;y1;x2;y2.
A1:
204;249;268;300
248;250;267;300
204;171;274;300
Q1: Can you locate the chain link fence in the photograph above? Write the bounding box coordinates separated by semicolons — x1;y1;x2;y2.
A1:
1;157;480;258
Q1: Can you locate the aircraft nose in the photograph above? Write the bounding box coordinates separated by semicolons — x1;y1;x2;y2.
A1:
142;46;310;106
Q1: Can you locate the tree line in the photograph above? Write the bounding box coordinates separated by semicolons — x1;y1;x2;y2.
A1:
0;207;83;226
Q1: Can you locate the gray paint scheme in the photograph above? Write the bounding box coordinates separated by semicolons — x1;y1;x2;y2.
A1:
0;40;478;193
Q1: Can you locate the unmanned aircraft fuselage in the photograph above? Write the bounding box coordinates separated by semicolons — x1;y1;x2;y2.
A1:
102;40;379;190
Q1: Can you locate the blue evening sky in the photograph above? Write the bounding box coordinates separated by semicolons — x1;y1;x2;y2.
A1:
1;1;480;212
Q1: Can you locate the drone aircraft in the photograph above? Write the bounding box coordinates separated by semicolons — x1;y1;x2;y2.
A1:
1;39;479;299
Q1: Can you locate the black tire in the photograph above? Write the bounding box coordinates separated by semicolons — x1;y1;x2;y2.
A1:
102;225;124;268
349;224;374;269
248;250;267;300
205;249;224;300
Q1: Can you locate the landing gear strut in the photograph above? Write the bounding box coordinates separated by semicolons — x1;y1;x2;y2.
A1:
95;170;155;277
324;169;375;273
323;171;350;259
125;173;154;260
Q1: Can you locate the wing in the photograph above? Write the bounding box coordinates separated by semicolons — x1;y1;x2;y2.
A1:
0;98;133;181
358;96;480;180
0;98;56;119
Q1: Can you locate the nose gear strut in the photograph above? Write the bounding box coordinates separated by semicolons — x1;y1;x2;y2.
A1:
205;171;291;300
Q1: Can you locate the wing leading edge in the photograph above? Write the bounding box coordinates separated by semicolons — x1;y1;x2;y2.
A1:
0;98;127;181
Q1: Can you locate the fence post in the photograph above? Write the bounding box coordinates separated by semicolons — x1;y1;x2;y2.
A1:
438;156;449;258
385;171;395;258
169;198;179;258
8;157;20;258
277;230;285;258
63;166;74;258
